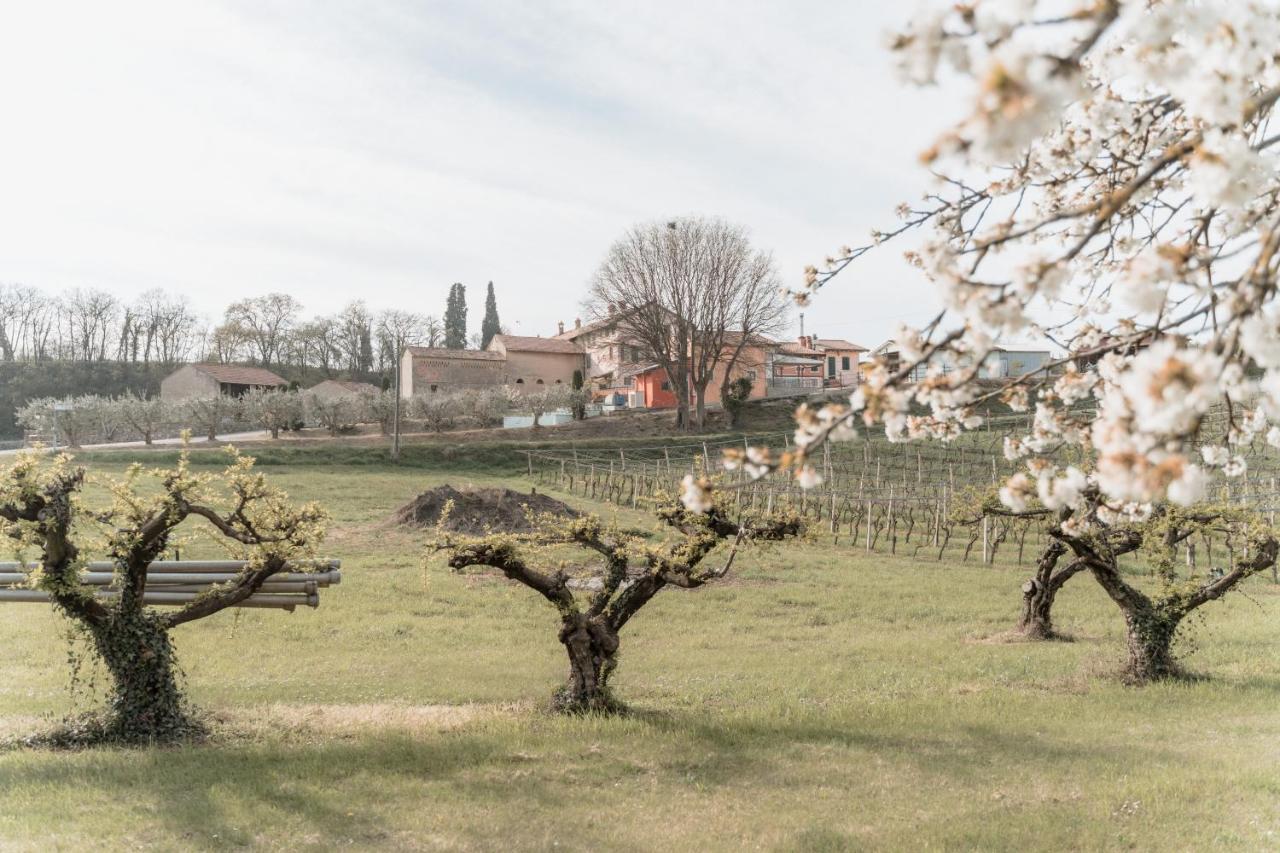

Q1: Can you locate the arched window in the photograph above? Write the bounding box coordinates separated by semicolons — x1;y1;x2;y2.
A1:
536;379;544;385
515;378;524;384
555;379;562;384
430;384;438;392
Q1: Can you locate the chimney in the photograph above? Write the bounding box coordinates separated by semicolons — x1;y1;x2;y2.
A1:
558;320;565;335
574;317;581;329
799;335;813;350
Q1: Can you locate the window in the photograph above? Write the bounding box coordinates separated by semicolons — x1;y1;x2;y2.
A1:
661;380;671;391
841;356;851;371
624;376;634;386
536;379;544;384
745;370;757;382
430;384;438;392
555;379;562;384
827;356;836;378
515;378;524;384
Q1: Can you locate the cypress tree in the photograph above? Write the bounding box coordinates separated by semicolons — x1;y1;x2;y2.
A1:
444;282;468;349
480;281;501;349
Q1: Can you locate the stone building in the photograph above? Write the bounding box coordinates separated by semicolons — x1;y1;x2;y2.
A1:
398;337;587;397
398;347;505;397
160;364;288;400
487;334;585;389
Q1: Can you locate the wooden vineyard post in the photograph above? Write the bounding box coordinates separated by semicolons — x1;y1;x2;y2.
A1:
865;497;873;553
888;485;896;555
526;451;533;479
982;516;990;564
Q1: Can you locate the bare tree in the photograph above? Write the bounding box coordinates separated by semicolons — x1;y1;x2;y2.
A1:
0;448;328;742
439;503;802;712
223;293;301;366
590;217;785;430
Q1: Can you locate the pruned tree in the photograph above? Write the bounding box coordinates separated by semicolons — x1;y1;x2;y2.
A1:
590;217;786;431
358;388;399;435
16;396;102;448
180;395;238;442
241;388;303;439
438;502;802;712
1044;489;1278;681
304;391;360;436
0;448;328;742
117;392;172;445
522;385;574;429
409;391;459;433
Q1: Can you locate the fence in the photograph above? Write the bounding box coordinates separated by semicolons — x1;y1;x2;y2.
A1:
523;427;1280;571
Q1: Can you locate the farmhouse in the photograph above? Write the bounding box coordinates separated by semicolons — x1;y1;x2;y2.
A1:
398;347;504;397
867;340;1052;382
553;306;652;386
160;363;288;400
398;336;586;397
487;334;586;388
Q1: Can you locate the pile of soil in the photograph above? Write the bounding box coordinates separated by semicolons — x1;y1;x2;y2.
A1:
393;485;579;534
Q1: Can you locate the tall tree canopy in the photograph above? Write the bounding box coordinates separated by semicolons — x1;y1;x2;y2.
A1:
480;281;501;350
444;282;468;350
590;217;787;430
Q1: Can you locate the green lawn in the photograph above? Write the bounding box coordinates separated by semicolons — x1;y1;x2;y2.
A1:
1;459;1279;850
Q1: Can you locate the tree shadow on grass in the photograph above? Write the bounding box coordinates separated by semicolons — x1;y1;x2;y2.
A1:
0;732;505;849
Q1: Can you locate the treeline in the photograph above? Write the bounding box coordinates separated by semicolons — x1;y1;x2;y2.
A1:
17;383;587;448
0;281;505;436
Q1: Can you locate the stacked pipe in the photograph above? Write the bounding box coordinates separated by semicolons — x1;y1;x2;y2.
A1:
0;560;341;612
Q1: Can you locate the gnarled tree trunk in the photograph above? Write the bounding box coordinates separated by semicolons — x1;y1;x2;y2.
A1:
1121;608;1181;682
555;615;621;713
89;611;193;741
1017;540;1085;640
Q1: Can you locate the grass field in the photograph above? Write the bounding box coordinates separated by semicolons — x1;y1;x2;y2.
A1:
2;455;1279;850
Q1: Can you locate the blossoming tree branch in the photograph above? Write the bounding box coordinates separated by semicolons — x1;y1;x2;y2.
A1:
685;0;1280;525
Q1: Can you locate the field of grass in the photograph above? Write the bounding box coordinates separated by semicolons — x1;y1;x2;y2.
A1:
2;455;1280;850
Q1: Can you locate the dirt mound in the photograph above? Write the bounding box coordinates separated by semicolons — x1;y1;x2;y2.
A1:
393;485;579;534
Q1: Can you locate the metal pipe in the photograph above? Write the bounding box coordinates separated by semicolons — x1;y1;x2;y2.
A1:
0;589;315;609
0;559;341;573
0;572;338;587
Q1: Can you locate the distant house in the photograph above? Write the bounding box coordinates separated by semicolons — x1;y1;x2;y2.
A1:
487;334;586;389
398;336;585;397
398;347;505;397
809;337;867;386
553;305;654;386
308;379;381;398
866;340;1052;382
160;364;288;400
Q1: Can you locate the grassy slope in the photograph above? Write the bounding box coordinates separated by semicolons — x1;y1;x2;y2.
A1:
0;461;1278;851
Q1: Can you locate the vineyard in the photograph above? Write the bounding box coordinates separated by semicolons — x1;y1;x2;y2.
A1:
527;417;1280;574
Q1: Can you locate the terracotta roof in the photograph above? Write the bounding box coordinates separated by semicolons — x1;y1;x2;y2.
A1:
814;338;867;351
492;334;584;355
554;316;613;340
721;331;777;346
780;342;823;357
191;364;287;386
405;346;504;361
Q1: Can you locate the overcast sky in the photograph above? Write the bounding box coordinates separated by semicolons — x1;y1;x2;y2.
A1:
0;1;962;347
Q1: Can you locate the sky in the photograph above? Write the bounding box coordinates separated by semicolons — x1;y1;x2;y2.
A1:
0;1;963;347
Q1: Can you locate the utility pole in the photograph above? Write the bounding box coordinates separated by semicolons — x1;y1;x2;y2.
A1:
799;312;805;339
391;336;403;463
